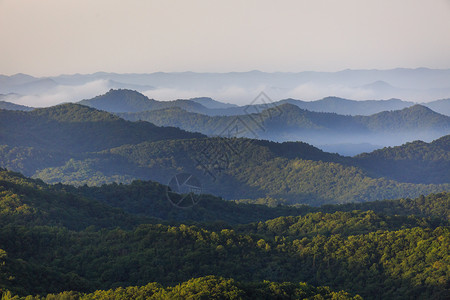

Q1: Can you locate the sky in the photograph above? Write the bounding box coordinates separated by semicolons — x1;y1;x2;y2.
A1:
1;0;450;76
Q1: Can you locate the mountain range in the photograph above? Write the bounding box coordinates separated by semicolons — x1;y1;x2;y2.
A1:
2;88;449;155
0;103;448;205
1;82;449;299
2;68;450;107
78;89;450;116
72;89;450;155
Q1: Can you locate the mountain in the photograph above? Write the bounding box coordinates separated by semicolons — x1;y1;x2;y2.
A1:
424;98;450;116
3;69;450;108
118;102;450;149
1;103;448;205
188;97;237;109
354;135;450;184
79;89;450;119
0;99;33;111
79;89;210;114
78;89;158;113
106;79;154;91
0;103;204;153
0;73;38;87
355;104;450;131
279;97;415;115
0;77;58;94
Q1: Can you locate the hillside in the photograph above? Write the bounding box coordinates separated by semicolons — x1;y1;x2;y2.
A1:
0;169;147;230
355;135;450;184
0;103;204;153
0;171;447;299
98;138;447;204
0;169;309;226
356;104;450;131
78;89;157;112
188;97;238;109
1;104;448;205
0;99;33;111
425;98;450;116
118;102;450;148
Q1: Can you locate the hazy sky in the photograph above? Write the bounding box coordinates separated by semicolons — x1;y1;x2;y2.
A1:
1;0;450;76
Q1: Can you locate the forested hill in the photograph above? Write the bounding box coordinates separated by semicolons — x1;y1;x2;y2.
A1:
355;104;450;131
0;103;448;204
78;89;157;112
79;88;210;114
0;168;310;226
355;135;450;184
117;102;450;145
97;138;447;204
0;170;448;298
2;168;448;227
0;103;204;153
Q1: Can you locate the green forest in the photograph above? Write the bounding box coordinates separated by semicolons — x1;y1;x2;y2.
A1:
0;169;448;299
0;98;449;299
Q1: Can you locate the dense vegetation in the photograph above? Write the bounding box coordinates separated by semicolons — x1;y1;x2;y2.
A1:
0;170;448;299
0;104;204;153
1;276;361;299
0;169;307;226
1;103;448;204
355;135;450;184
98;138;447;204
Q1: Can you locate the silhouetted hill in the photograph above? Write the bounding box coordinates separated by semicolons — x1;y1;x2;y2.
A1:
424;98;450;116
279;97;414;115
79;89;210;114
78;89;157;112
188;97;237;109
78;89;450;119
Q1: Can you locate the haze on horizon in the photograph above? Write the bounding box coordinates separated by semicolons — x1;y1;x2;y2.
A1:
1;0;450;77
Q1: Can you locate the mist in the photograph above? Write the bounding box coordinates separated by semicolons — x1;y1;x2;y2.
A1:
2;80;111;108
2;69;450;108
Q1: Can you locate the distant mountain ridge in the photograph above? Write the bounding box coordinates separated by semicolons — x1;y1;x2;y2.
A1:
79;89;211;114
78;89;450;116
0;99;33;111
0;103;448;204
279;97;416;115
117;101;450;148
2;68;450;106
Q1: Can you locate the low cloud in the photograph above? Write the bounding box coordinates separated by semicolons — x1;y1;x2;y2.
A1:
143;84;271;105
285;83;375;101
9;80;111;107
